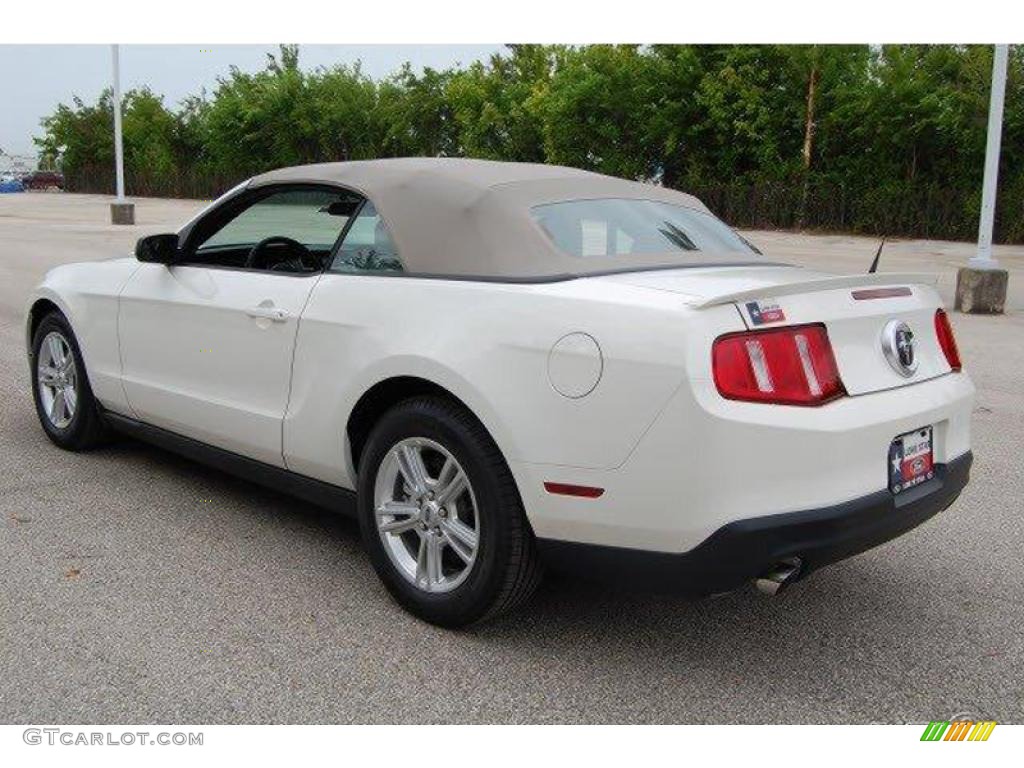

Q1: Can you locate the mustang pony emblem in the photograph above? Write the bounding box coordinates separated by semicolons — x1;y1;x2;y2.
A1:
882;319;918;377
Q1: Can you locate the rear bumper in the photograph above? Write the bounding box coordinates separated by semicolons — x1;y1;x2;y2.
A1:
537;451;972;596
516;370;974;552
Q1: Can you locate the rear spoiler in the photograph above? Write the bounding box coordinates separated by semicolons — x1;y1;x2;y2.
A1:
690;272;939;308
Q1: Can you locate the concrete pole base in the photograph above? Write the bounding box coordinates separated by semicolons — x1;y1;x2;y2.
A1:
110;202;135;225
955;266;1008;314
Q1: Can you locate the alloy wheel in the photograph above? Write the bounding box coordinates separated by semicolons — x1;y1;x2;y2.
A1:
37;331;77;429
374;437;480;593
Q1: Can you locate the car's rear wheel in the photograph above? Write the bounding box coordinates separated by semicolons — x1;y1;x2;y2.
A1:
31;311;111;451
357;396;542;627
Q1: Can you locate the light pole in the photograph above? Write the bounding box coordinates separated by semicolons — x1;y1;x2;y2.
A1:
972;44;1009;268
109;44;135;225
956;44;1010;313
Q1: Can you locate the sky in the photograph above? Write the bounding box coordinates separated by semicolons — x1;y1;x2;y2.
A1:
0;44;502;158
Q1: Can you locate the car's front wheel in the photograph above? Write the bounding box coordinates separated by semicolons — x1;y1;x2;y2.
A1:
30;311;111;451
357;396;541;627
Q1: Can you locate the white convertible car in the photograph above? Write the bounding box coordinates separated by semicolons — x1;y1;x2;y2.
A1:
27;158;973;626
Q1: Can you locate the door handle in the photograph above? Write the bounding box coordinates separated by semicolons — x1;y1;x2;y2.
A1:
245;305;289;323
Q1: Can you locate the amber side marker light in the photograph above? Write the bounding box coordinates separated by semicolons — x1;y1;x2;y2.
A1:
544;482;605;498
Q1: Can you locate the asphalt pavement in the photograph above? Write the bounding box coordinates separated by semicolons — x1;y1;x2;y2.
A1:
1;193;1021;723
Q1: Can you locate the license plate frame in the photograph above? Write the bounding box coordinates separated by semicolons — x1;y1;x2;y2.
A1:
889;426;935;495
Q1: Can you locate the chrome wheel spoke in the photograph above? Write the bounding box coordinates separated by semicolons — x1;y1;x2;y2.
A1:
436;456;457;490
377;501;421;534
396;444;429;497
47;335;65;369
380;517;420;535
50;390;66;424
63;385;78;414
435;469;467;508
440;518;477;563
415;535;429;586
426;534;443;587
39;366;60;386
377;500;420;518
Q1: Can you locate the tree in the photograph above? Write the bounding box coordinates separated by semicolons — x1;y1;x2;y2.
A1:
36;92;115;174
376;64;457;157
536;45;665;179
446;44;552;161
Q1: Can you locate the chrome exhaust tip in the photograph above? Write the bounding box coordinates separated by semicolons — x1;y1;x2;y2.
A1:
754;558;802;596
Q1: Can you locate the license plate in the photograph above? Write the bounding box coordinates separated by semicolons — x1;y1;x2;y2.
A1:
889;427;934;494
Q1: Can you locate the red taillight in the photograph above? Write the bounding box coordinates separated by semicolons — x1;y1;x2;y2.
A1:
934;309;962;371
712;324;845;406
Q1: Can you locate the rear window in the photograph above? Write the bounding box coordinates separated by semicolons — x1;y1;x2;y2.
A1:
531;198;753;258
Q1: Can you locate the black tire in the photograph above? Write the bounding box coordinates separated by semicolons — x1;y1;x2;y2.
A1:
30;311;111;451
357;396;542;627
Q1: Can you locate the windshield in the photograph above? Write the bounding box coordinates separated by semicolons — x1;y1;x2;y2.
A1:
531;198;753;259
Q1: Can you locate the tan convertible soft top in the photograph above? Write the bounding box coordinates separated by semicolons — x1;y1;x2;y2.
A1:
249;158;757;280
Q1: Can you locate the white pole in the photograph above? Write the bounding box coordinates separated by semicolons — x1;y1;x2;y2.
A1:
111;44;125;203
971;44;1009;268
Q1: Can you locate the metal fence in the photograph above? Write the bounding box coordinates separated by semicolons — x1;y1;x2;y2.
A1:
65;166;250;203
690;181;1023;244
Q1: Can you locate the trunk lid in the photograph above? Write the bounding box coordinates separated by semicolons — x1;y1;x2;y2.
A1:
600;265;952;396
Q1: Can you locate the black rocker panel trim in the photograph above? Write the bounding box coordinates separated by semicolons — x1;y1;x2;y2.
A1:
105;412;357;515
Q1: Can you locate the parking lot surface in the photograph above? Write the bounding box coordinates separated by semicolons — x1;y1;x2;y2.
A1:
1;193;1022;723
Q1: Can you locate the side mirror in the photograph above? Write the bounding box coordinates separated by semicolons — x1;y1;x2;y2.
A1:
135;233;180;264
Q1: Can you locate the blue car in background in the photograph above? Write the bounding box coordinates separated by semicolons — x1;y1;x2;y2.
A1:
0;175;25;193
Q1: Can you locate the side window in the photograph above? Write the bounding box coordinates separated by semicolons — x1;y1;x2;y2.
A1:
190;188;361;272
329;201;403;274
532;198;753;258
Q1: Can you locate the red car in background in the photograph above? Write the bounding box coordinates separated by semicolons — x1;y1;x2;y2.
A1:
22;170;65;191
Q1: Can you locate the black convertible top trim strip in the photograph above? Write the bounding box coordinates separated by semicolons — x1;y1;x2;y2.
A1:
325;260;792;285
